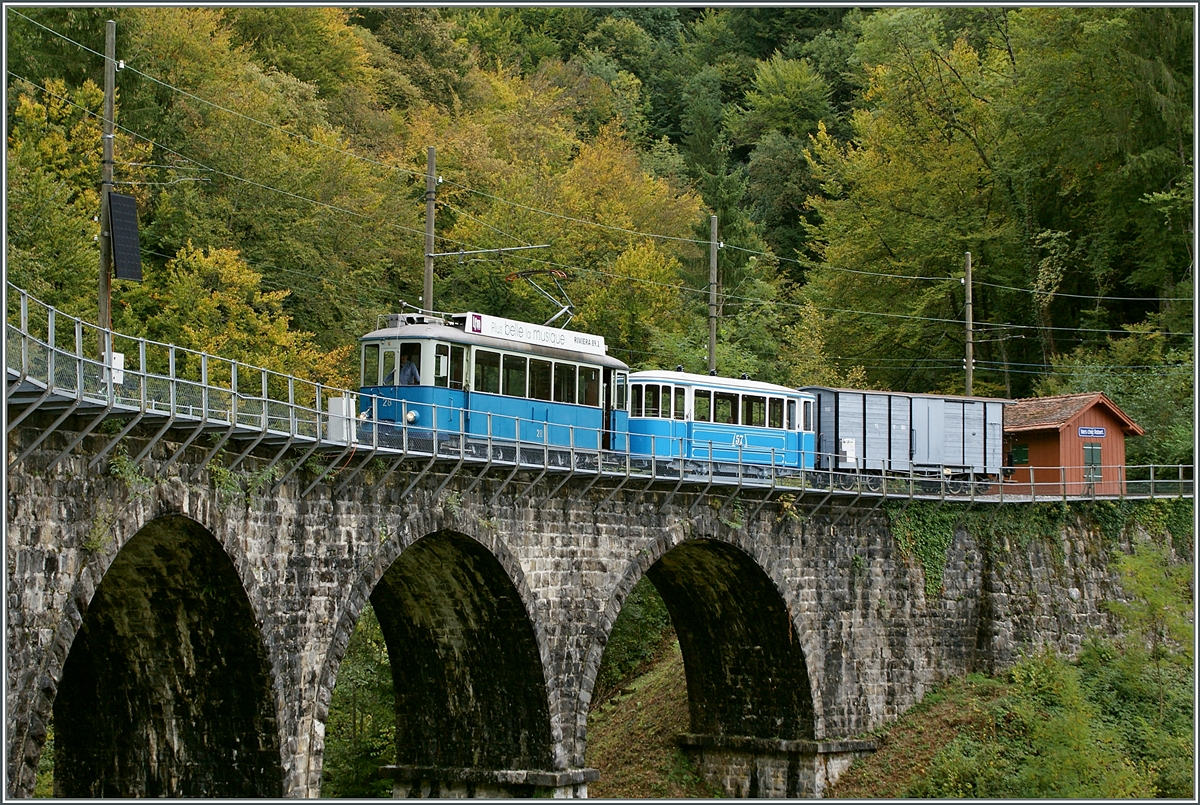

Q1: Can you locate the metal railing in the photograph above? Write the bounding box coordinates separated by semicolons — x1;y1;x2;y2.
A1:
6;283;1193;504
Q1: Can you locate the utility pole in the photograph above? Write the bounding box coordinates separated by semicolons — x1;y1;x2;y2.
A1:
423;146;436;316
964;251;974;396
98;19;116;336
707;215;718;374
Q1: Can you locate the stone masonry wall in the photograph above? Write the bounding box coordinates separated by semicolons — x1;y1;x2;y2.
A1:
6;419;1133;798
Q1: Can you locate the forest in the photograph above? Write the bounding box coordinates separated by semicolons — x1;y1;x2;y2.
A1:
8;7;1193;798
6;6;1192;465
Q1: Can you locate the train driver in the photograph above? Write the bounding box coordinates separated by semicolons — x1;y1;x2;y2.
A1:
397;352;420;385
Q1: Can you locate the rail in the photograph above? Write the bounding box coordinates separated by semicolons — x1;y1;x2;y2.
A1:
6;284;1193;505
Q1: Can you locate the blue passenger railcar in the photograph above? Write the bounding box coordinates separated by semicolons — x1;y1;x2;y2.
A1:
359;311;629;453
627;370;817;472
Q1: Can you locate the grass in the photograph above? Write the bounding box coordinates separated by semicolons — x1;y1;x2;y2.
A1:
826;673;1009;798
585;634;723;798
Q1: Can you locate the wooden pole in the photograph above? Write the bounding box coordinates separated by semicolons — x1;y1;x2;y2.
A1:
708;215;718;374
424;146;436;316
98;19;115;336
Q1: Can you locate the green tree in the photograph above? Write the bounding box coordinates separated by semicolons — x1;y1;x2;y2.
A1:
322;604;396;798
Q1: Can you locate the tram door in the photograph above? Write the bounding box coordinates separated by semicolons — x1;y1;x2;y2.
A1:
602;368;614;450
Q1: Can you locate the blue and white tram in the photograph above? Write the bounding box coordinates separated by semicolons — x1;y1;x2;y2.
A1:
359;311;629;454
627;370;817;474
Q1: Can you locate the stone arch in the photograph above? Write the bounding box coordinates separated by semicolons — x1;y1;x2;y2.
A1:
576;520;821;766
51;513;282;796
311;521;555;793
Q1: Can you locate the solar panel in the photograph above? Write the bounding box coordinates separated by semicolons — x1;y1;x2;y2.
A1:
108;192;142;281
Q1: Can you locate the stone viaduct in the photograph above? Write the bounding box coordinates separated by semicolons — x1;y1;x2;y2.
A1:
6;414;1132;799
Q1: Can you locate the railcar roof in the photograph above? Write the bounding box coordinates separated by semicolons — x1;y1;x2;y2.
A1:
631;369;811;396
361;320;630;370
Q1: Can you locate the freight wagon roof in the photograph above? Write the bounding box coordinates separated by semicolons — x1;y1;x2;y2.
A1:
800;386;1012;405
1004;391;1144;435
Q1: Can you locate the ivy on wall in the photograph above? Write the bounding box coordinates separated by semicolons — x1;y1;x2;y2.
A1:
885;499;1194;598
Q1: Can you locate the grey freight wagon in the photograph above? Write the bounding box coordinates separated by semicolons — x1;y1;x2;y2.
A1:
801;387;1008;483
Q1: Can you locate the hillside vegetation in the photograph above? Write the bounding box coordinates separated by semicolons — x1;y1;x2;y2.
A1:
6;6;1193;465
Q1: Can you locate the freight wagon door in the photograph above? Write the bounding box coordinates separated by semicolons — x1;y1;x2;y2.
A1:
911;397;944;467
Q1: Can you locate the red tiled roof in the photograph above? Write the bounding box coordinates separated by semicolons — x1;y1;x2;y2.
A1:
1004;391;1144;435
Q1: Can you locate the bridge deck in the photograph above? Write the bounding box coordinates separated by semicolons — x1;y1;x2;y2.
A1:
7;283;1192;504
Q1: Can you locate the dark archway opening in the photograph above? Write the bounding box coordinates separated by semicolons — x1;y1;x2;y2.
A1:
53;515;281;797
371;531;553;773
587;539;815;797
647;538;815;740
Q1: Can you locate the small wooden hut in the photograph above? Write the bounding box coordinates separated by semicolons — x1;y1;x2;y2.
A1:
1004;392;1144;495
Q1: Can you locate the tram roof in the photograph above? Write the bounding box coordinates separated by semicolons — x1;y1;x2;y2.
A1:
630;369;812;397
361;318;630;371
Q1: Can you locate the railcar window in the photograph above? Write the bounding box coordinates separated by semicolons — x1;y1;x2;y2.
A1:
382;349;398;386
615;372;628;410
530;358;553;401
503;354;528;397
555;363;576;404
631;384;643;417
659;385;672;418
674;387;685;419
743;395;766;427
714;392;738;424
450;345;465;390
475;350;501;394
362;343;380;386
644;384;660;417
802;400;812;431
694;390;711;422
579;366;600;406
769;398;784;429
434;344;450;387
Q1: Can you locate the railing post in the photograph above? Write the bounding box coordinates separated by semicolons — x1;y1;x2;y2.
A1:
201;353;209;420
140;339;148;412
104;327;114;404
1150;465;1156;498
20;291;29;374
231;361;239;425
169;345;178;416
260;367;267;429
46;308;55;390
75;318;84;395
289;376;296;437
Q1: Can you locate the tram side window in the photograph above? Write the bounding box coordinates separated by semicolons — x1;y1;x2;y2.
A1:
714;392;738;424
787;400;797;430
743;395;766;427
554;363;576;404
803;400;813;431
362;343;380;386
503;355;528;397
631;384;643;416
433;343;465;389
694;389;711;422
475;350;501;394
578;366;600;406
615;372;628;411
674;387;685;419
530;359;553;401
644;383;660;417
769;398;784;429
659;385;672;418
